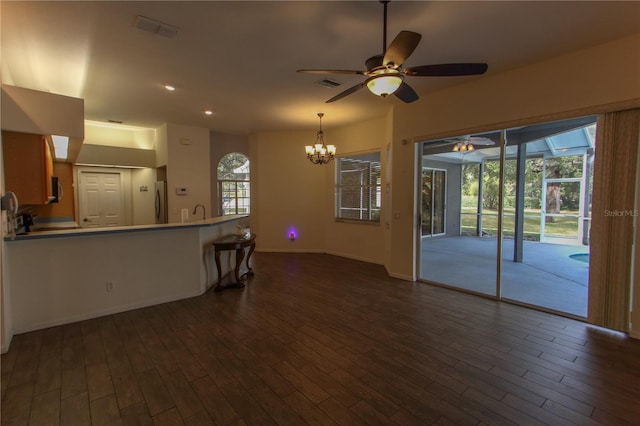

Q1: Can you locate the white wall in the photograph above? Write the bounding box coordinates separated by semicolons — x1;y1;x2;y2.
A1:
1;85;84;161
131;168;156;225
76;144;155;168
84;121;156;150
7;229;199;332
156;123;169;167
165;124;211;223
5;217;244;335
0;132;13;352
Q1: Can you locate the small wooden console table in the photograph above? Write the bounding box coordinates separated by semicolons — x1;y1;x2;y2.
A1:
212;233;256;291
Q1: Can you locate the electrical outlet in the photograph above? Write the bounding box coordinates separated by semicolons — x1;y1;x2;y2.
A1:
106;282;114;292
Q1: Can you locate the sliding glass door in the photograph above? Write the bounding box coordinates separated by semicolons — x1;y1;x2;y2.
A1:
417;116;595;317
421;168;446;237
418;137;498;296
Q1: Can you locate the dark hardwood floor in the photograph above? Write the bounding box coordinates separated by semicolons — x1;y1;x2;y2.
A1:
2;252;640;425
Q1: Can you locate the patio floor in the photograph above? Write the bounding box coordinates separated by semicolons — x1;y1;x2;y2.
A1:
420;236;589;317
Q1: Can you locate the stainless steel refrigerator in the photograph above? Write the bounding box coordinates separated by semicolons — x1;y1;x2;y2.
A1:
154;181;168;223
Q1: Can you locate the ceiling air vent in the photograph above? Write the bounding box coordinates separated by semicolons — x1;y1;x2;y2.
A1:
316;79;341;88
134;15;179;39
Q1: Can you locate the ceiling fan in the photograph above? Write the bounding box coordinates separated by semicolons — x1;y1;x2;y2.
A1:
423;135;495;153
447;135;495;152
297;0;488;104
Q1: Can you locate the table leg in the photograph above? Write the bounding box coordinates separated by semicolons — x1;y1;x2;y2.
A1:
234;247;245;283
245;242;255;276
214;249;222;286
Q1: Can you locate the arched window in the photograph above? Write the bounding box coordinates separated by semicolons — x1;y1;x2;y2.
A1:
217;152;250;215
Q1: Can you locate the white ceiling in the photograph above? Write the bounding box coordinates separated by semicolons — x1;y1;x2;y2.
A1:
2;1;639;136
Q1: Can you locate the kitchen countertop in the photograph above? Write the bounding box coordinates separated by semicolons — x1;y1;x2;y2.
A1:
5;215;248;241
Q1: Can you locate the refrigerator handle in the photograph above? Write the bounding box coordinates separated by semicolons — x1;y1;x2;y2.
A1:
155;189;160;221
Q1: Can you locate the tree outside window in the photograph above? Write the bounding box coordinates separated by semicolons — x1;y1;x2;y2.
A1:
217;153;250;215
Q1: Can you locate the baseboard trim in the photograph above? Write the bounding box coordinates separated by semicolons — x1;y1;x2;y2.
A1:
387;271;415;282
11;290;204;335
324;250;383;266
1;332;14;354
256;248;383;266
256;248;325;254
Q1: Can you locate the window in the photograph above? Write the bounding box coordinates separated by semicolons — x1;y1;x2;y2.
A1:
217;153;250;215
335;152;381;222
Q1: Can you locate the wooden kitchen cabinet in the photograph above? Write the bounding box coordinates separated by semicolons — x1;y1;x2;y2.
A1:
2;130;55;205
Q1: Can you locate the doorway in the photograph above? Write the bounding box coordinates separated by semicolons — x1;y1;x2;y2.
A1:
78;171;125;228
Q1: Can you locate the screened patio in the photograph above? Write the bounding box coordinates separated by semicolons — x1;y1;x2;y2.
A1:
419;116;596;317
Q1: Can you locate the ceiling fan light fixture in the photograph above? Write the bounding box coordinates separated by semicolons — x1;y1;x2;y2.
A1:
366;74;403;97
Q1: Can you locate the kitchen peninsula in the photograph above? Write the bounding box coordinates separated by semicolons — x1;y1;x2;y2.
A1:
4;215;249;335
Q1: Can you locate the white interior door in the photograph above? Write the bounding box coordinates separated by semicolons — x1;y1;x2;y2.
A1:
79;172;124;228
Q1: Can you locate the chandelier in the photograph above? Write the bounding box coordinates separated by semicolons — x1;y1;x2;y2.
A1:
305;113;336;165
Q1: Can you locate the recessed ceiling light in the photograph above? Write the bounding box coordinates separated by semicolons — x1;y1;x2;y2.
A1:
163;84;176;91
204;110;214;116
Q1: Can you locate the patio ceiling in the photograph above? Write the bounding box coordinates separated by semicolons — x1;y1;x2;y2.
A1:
423;115;596;163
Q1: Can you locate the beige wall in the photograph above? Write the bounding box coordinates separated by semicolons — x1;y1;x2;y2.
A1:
250;129;329;252
633;137;640;339
388;34;640;281
249;34;640;335
249;116;388;265
165;123;211;223
324;116;388;264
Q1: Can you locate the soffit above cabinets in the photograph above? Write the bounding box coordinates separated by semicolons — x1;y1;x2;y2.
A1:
1;85;84;163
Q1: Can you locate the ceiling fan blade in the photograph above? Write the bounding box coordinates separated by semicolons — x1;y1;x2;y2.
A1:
383;31;422;67
297;69;366;75
468;136;495;146
404;63;488;77
325;82;366;103
394;82;419;103
424;140;456;148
